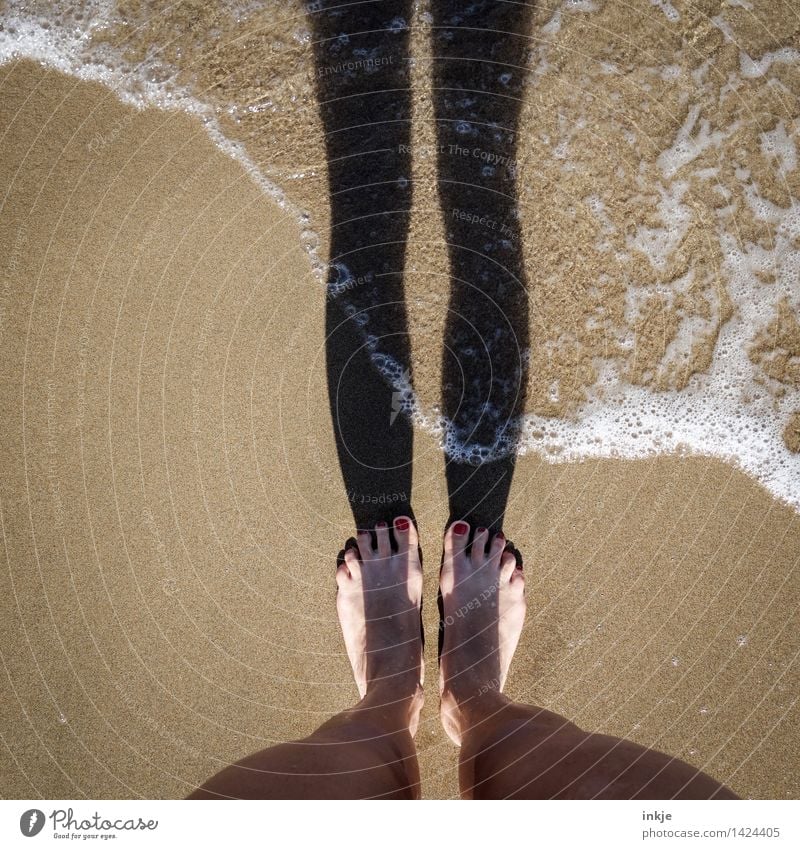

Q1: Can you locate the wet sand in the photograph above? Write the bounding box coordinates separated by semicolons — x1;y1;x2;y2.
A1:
1;60;798;800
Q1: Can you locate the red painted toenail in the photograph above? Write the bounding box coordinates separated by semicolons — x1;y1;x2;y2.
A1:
376;521;387;528
453;522;468;535
477;527;487;533
496;532;505;540
395;518;409;531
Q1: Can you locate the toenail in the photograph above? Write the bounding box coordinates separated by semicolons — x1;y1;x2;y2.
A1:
376;521;387;528
477;527;487;533
496;531;505;540
453;522;468;535
395;518;409;531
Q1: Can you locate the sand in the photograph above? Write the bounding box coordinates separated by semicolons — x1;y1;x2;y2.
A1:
1;57;799;800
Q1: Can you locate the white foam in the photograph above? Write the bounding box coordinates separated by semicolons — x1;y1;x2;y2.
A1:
760;120;798;179
541;10;562;37
627;178;692;273
650;0;680;23
657;104;733;179
740;48;800;79
564;0;598;13
711;15;736;44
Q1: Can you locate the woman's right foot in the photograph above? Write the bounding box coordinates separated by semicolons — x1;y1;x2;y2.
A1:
439;521;526;745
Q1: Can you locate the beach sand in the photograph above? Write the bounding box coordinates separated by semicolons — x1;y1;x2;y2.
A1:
1;57;799;800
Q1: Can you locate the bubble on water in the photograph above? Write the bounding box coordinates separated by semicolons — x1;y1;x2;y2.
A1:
671;656;680;667
688;747;698;756
736;634;748;647
57;712;68;725
699;706;709;715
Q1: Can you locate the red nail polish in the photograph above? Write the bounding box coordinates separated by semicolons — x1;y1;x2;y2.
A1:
477;527;487;533
395;518;409;531
453;522;468;535
376;521;387;528
496;532;505;540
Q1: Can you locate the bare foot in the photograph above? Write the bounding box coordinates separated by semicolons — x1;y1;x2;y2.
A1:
439;521;525;745
336;517;424;732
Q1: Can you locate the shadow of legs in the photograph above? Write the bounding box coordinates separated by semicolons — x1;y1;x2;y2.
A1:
432;0;532;530
309;0;415;530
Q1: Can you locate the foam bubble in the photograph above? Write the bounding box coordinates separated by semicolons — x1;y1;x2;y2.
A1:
740;48;800;80
650;0;680;23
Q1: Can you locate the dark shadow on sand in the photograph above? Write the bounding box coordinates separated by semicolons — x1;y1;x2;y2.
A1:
432;0;532;531
309;0;416;531
310;0;531;532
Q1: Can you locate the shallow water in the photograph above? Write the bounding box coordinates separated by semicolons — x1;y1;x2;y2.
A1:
2;0;798;508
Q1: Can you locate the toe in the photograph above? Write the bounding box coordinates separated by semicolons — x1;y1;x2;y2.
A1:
375;521;391;558
444;521;470;559
488;531;506;565
356;531;373;563
335;560;350;588
499;550;517;583
442;521;469;593
343;547;362;581
472;526;489;558
393;516;418;553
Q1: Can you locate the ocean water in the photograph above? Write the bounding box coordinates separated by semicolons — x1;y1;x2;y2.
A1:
2;0;798;509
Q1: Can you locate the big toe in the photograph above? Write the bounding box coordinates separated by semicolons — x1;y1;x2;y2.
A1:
442;520;470;590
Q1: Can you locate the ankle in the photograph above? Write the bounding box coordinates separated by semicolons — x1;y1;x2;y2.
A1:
367;666;422;698
355;680;424;732
440;683;511;743
442;672;508;712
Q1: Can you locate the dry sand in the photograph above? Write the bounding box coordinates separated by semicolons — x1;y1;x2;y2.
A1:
1;58;798;800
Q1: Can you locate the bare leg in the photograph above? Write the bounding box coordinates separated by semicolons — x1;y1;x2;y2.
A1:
439;521;739;800
189;518;424;800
